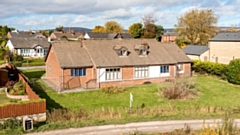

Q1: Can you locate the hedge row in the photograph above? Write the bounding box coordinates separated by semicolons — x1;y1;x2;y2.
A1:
192;60;228;80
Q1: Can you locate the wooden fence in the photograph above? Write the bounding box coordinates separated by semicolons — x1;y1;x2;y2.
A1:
0;64;46;119
0;101;46;119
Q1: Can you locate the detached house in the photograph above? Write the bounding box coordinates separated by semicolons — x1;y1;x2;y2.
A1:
209;32;240;64
45;39;191;90
6;38;50;57
183;45;209;61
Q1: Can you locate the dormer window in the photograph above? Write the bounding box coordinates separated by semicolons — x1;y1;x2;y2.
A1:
134;41;149;57
120;49;127;56
113;45;129;57
139;49;147;56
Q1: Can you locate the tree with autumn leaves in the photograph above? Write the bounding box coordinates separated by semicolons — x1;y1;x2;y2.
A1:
175;9;218;45
128;14;164;40
92;21;124;33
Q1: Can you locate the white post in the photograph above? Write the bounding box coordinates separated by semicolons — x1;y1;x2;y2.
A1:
130;93;133;112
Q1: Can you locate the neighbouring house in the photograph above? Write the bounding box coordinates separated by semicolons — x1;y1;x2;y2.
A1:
45;39;191;90
49;32;84;41
183;45;209;61
6;38;50;57
84;32;133;39
208;32;240;64
161;31;178;42
7;31;46;39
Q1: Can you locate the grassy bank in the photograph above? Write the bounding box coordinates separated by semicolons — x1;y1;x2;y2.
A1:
6;69;239;134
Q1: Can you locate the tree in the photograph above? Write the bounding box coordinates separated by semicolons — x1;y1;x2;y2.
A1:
128;23;143;38
142;14;157;38
104;21;124;33
175;9;218;45
55;26;63;32
155;25;164;41
175;36;190;49
92;25;105;33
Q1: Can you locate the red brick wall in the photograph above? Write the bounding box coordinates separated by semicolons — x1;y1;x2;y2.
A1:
63;68;93;89
161;35;176;42
101;65;177;88
122;67;133;79
45;47;62;87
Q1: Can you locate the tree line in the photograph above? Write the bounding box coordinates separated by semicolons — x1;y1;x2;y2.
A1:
92;14;164;41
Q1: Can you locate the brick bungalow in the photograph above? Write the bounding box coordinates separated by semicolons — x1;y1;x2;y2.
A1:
45;39;191;90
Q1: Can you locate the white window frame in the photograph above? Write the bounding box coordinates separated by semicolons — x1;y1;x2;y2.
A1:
177;64;184;74
105;68;122;80
134;67;149;78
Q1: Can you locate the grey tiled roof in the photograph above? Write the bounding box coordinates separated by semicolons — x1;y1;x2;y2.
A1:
183;45;209;55
9;38;50;49
210;32;240;41
86;33;133;39
49;39;191;68
51;41;93;68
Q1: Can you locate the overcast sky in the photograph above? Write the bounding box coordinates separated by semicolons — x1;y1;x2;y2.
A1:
0;0;239;30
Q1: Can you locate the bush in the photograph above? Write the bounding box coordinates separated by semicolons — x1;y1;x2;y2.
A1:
13;61;22;67
101;86;125;94
200;111;237;135
227;59;240;84
160;77;197;100
192;60;228;79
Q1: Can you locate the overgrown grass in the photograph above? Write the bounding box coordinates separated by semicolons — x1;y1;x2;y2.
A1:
0;89;11;105
17;69;240;133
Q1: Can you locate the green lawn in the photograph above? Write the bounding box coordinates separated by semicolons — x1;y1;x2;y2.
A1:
2;69;239;134
21;69;240;112
0;88;12;105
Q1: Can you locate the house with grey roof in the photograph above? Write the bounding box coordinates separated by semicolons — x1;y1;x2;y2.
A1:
45;39;191;90
6;38;50;57
208;32;240;64
183;45;209;61
84;32;133;39
49;32;84;41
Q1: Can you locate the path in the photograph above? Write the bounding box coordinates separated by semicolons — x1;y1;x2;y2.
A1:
26;119;240;135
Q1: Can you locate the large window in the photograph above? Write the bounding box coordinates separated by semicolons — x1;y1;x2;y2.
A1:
71;68;86;77
105;68;121;80
160;65;169;73
134;67;148;78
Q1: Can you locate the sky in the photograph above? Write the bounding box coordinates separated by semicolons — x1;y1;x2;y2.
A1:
0;0;240;30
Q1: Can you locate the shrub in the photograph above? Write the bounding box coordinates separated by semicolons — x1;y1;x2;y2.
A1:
101;86;125;94
192;60;228;79
160;77;197;100
12;54;23;62
227;59;240;84
0;118;21;130
200;111;237;135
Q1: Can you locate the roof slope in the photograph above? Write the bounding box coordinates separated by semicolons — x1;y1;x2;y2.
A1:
210;32;240;41
10;38;49;49
83;39;191;67
183;45;209;55
51;41;93;68
9;32;45;38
